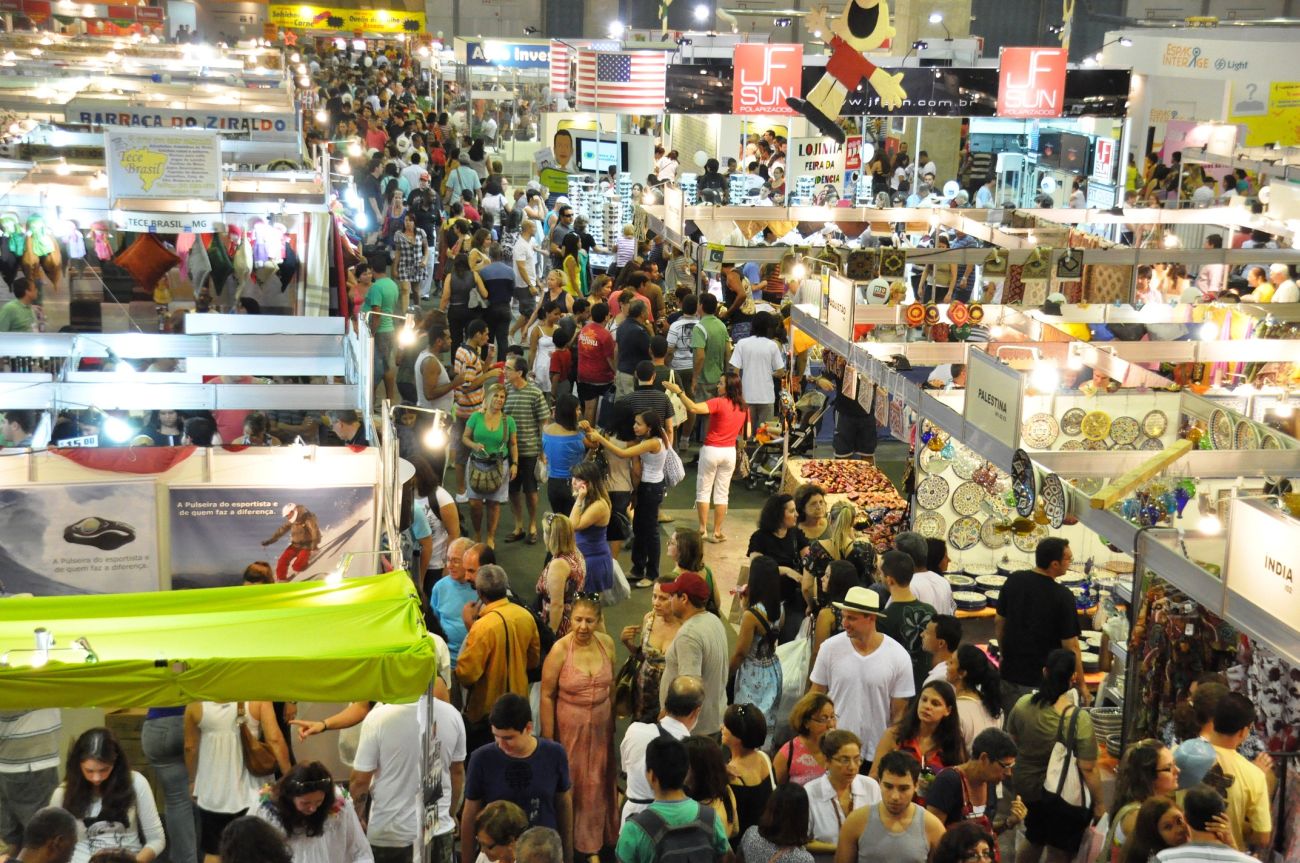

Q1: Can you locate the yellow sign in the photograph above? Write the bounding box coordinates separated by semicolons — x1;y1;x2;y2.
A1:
539;167;571;195
267;5;425;34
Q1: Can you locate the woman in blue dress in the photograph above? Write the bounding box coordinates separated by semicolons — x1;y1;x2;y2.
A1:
569;459;614;594
730;555;784;737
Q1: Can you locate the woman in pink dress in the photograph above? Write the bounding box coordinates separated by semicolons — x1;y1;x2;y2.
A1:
538;595;617;863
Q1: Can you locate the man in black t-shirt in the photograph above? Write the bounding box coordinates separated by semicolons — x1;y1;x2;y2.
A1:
814;353;876;459
925;728;1024;830
994;537;1086;715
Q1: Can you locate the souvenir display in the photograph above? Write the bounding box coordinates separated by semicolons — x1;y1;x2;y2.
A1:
1011;449;1035;517
1110;415;1140;446
947;515;980;550
951;481;986;516
914;510;946;538
1061;407;1086;436
1142;409;1168;438
1081;410;1112;441
1040;472;1068;529
1022;413;1060;448
917;474;951;510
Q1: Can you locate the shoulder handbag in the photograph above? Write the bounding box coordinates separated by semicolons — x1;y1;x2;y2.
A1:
663;444;685;488
467;416;508;495
236;702;278;777
1043;705;1092;809
665;369;689;426
613;649;640;718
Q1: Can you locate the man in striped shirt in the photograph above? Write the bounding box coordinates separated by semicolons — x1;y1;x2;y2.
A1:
503;356;551;544
0;709;61;853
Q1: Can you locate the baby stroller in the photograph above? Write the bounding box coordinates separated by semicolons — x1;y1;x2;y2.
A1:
744;390;829;491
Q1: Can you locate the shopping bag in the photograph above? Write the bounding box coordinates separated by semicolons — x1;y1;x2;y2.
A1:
602;557;632;606
774;616;813;721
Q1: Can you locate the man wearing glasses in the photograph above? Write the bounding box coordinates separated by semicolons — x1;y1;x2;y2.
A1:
922;728;1026;834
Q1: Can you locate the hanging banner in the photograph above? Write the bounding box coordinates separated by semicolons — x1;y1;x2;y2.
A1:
0;482;159;595
996;47;1068;118
732;43;802;115
826;273;855;343
963;349;1025;452
169;485;376;588
663;186;684;240
1091;136;1118;184
112;211;222;232
667;65;1129;118
1225;499;1300;662
105;129;222;203
69;100;299;141
267;4;425;33
788;136;846;202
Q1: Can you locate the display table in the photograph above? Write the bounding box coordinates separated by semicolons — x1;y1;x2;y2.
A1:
783;457;907;551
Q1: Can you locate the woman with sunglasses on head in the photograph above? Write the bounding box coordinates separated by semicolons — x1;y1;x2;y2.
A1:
253;762;369;863
538;595;617;863
50;728;165;863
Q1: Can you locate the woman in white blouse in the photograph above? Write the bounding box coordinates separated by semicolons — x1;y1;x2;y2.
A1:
50;728;165;863
803;730;881;863
255;762;371;863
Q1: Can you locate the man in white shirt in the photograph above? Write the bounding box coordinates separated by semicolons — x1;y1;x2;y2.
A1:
974;177;996;208
350;701;424;863
1268;262;1298;303
619;675;703;825
809;587;915;770
1190;175;1217;207
400;152;427;192
729;311;786;428
1195;234;1227;299
512;220;540;322
427;698;467;863
918;151;937;180
893;531;957;615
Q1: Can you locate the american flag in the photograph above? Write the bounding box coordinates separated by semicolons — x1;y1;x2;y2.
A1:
549;41;570;96
575;50;667;113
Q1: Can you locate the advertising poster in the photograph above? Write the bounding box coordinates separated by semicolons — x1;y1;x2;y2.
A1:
0;482;159;595
267;4;425;33
788;136;846;203
169;486;375;588
104;129;222;202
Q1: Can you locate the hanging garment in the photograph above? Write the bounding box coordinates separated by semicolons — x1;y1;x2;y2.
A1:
175;233;198;280
90;225;116;261
207;233;234;295
55;220;86;260
303;211;332;317
276;239;300;292
231;233;253;300
187;235;211;292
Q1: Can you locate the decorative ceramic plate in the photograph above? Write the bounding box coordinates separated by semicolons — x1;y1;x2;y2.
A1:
916;475;951;510
1210;409;1233;450
974;574;1007;590
980;518;1008;549
1103;560;1135;574
1012;523;1048;553
1022;413;1060;449
953;590;987;610
914;510;946;538
946;574;976;588
948;516;981;551
964;563;999;577
1081;410;1112;441
1110;416;1140;446
952;447;982;480
1114;443;1135;451
952;481;987;516
1011;448;1035;517
1262;433;1281;450
919;446;951;474
1060;439;1084;451
1060;408;1086;437
1142;409;1168;439
1235;419;1260;450
1084;439;1109;450
1040;473;1068;529
1140;436;1164;451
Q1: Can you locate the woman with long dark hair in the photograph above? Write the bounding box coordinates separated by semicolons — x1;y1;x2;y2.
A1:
569;459;614;595
50;728;165;863
730;556;784;732
683;736;740;840
869;681;966;803
738;783;813;863
1118;799;1188;863
1007;648;1103;863
947;643;1003;750
439;251;486;350
811;560;860;667
931;821;997;863
1101;740;1179;862
541;394;587;517
665;370;747;543
253;762;369;863
586;410;669;585
747;493;810;640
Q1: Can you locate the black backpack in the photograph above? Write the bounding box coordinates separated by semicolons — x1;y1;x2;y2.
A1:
630;803;720;863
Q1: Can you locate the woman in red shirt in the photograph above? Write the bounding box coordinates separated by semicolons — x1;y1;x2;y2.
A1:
665;370;748;543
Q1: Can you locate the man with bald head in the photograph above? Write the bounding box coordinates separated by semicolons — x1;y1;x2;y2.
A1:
619;675;705;825
430;536;478;665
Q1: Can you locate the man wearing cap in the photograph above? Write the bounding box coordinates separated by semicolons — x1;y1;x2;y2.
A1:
658;572;729;737
809;586;914;774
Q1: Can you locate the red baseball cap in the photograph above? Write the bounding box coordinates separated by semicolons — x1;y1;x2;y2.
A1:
662;571;711;602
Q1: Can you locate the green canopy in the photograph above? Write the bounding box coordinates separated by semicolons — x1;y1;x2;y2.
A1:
0;571;436;709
